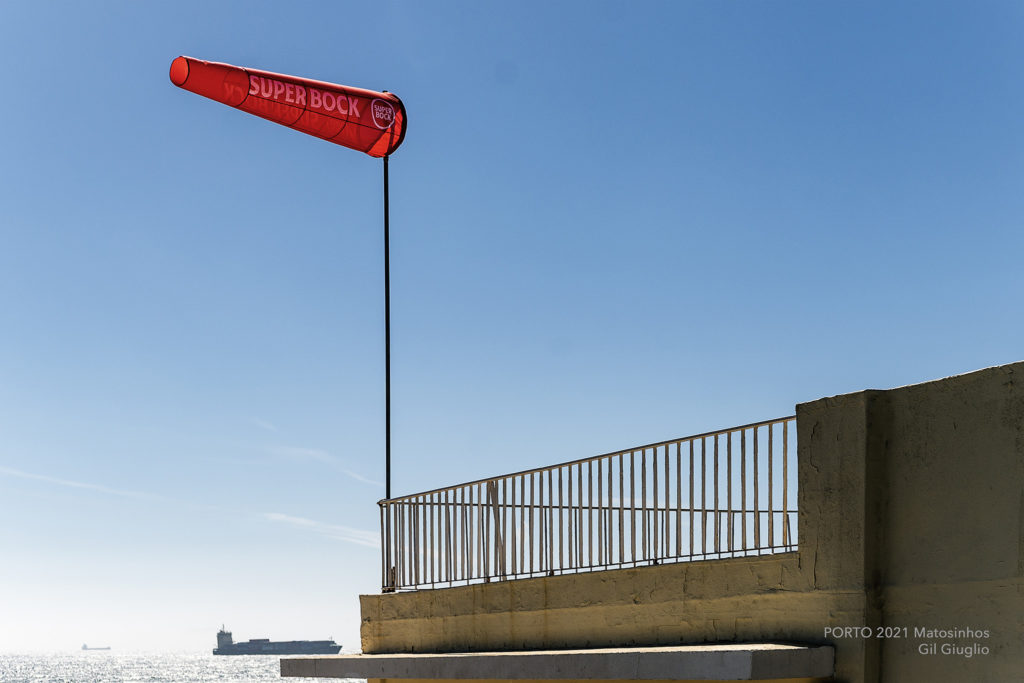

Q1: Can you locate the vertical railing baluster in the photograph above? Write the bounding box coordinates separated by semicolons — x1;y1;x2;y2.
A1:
478;485;483;580
614;456;622;565
455;489;460;583
428;495;434;585
392;503;398;589
510;477;517;577
741;430;747;552
520;475;527;574
384;502;392;590
713;434;720;554
401;503;407;588
726;432;732;554
454;490;460;582
461;487;468;582
587;461;594;568
481;486;488;581
653;447;659;560
576;463;584;567
419;496;426;586
768;423;775;549
567;466;574;568
467;485;474;579
597;459;603;565
558;467;564;572
442;491;449;583
482;484;488;579
475;487;481;582
689;440;695;558
412;502;418;586
489;485;495;578
472;486;478;580
450;489;457;584
603;457;610;564
641;450;648;561
630;452;637;563
405;501;409;589
701;437;707;556
664;444;670;558
783;420;790;547
438;493;444;584
754;426;760;550
538;473;545;573
422;496;428;585
400;502;407;587
675;443;682;558
411;497;419;589
409;502;415;586
394;503;400;589
402;502;407;587
379;503;386;590
548;469;555;573
529;473;535;575
397;503;404;588
413;497;420;587
499;480;506;577
439;494;444;584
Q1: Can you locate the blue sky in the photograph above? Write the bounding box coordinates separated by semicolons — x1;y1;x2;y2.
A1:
1;0;1022;653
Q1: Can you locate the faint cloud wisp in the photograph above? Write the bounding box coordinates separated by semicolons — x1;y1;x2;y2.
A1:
262;512;379;548
0;465;379;547
268;446;336;466
0;465;153;500
246;417;280;433
266;446;384;487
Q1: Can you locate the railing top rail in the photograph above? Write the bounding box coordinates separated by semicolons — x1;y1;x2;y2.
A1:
379;414;795;505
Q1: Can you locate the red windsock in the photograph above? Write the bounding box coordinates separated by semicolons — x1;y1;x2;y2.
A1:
170;56;407;158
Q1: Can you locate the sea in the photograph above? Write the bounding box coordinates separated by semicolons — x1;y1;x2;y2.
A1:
0;653;364;683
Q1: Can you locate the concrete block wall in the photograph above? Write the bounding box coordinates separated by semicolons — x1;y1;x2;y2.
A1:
359;362;1024;682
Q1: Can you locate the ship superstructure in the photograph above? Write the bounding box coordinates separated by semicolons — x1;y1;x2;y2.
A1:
213;626;341;655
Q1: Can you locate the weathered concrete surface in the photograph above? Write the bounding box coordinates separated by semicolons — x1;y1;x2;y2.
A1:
794;391;876;682
867;363;1023;683
360;554;825;652
280;643;834;680
355;361;1024;683
796;361;1024;682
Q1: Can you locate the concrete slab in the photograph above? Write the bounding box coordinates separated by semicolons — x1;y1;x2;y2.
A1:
280;643;834;680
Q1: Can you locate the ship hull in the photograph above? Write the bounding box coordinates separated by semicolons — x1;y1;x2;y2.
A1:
213;640;341;656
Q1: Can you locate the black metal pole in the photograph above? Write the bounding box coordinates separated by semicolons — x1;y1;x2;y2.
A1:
382;154;393;591
384;154;391;501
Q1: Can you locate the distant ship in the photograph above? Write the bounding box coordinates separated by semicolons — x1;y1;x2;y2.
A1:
212;626;341;656
82;644;111;651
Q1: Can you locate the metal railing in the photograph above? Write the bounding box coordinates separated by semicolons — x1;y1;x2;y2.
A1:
380;416;797;591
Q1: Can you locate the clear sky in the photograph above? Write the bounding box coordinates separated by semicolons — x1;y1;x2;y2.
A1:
1;0;1022;653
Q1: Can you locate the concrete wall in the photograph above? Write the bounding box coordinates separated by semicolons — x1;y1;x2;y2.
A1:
359;362;1024;682
865;364;1022;682
363;554;825;649
797;362;1024;681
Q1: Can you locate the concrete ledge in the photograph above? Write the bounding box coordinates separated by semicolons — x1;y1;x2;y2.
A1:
280;643;834;680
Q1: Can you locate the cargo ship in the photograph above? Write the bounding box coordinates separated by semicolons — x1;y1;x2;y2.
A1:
213;626;341;655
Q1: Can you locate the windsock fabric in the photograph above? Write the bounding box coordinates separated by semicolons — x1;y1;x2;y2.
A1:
170;56;407;158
